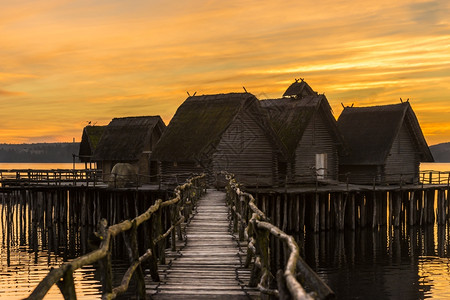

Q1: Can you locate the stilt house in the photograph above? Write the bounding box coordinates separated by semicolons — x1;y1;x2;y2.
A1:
151;93;282;186
93;116;166;183
78;125;105;169
337;102;433;184
260;80;344;184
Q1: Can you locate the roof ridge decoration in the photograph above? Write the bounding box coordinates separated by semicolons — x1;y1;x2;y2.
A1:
283;78;317;99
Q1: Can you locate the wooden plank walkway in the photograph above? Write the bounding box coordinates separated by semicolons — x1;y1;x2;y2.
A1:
149;190;259;299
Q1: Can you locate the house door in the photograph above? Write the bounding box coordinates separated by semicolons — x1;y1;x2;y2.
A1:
316;153;327;179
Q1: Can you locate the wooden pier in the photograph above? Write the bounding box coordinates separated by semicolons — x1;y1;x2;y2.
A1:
0;168;101;187
9;169;450;299
150;190;259;299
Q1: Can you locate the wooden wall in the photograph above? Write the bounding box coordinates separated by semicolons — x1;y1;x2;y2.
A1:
293;111;339;183
385;123;419;184
339;165;381;184
212;108;276;186
341;123;420;185
160;161;204;186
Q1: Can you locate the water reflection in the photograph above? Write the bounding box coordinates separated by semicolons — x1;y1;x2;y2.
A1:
0;201;102;299
302;225;450;299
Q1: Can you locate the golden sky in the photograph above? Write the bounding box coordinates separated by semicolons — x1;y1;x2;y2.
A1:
1;0;450;145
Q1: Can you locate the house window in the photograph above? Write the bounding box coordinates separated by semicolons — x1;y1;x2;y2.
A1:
173;161;178;167
316;153;327;179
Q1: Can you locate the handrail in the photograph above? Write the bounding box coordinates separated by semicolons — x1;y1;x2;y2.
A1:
222;172;335;300
0;169;103;187
27;173;206;300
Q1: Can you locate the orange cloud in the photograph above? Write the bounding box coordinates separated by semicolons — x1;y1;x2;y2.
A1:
0;0;450;144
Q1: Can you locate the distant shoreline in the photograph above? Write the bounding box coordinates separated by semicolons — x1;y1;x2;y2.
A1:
0;142;80;163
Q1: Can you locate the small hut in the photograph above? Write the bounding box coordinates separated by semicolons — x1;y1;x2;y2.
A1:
78;125;105;169
151;93;282;186
93;116;166;183
260;80;344;183
337;102;433;184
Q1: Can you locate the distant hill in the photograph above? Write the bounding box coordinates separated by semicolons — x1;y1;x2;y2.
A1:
0;143;80;163
429;142;450;162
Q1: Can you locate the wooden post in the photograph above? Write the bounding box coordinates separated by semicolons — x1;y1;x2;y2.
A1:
409;191;416;226
427;189;435;225
276;195;281;228
239;194;245;241
300;194;305;232
393;192;402;228
334;193;347;231
81;191;86;226
123;221;146;299
282;193;288;232
97;220;113;295
314;193;320;232
56;266;77;300
276;269;290;300
320;194;326;231
171;205;177;251
254;223;270;289
345;193;355;230
360;194;367;228
437;189;445;225
155;208;166;265
372;192;378;229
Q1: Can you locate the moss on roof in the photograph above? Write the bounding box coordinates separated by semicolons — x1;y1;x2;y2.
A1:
85;126;105;150
260;95;341;160
151;93;264;161
78;125;106;161
93;116;165;161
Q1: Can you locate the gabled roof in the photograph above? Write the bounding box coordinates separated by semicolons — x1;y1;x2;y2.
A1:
93;116;165;161
283;79;317;98
151;93;281;162
337;102;433;165
79;125;106;162
260;94;344;160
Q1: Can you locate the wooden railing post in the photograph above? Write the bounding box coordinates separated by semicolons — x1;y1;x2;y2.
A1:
56;266;76;300
254;223;271;290
238;195;245;241
147;235;160;282
232;191;238;234
154;208;166;265
122;220;146;299
97;219;113;296
171;204;177;251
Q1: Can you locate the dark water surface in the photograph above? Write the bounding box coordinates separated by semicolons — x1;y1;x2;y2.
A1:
0;203;102;299
1;163;450;299
301;225;450;299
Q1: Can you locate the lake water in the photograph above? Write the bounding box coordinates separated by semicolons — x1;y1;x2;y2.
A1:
1;162;450;299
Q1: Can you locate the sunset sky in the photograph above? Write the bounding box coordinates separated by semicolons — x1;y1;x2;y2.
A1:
1;0;450;145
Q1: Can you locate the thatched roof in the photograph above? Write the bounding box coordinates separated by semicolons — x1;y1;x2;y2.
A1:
152;93;281;162
337;102;433;165
78;125;106;162
283;79;317;98
260;94;344;160
93;116;165;161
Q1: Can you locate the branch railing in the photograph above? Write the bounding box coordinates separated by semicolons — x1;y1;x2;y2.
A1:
222;172;334;300
27;173;206;300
